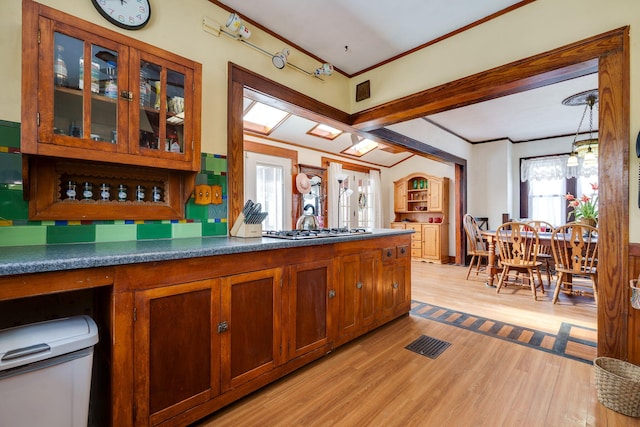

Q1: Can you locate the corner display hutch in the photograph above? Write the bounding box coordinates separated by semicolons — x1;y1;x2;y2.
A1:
391;173;450;263
21;0;202;220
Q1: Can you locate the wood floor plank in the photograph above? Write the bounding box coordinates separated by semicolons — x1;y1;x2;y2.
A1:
193;262;639;427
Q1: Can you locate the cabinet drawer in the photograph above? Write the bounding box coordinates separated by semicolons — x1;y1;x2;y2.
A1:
382;247;396;262
411;249;422;258
411;233;422;241
397;245;409;258
411;241;422;249
405;224;422;232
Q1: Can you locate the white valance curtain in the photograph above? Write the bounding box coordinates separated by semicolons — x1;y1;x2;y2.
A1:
521;155;570;182
520;154;597;182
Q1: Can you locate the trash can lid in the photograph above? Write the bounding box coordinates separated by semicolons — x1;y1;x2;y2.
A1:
0;315;98;371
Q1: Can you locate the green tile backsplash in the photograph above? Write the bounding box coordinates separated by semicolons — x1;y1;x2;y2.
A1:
0;120;228;246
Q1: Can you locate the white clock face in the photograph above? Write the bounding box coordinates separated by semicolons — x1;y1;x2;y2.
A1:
92;0;151;30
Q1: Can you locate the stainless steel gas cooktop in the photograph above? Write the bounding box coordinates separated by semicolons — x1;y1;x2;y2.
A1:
263;228;371;240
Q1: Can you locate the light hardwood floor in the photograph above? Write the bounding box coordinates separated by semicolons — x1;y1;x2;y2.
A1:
194;261;638;427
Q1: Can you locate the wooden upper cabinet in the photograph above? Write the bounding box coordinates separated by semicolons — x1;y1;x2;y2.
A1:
427;178;444;212
21;1;202;172
393;180;407;212
393;173;449;216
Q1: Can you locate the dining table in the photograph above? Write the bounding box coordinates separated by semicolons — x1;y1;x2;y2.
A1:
481;229;554;288
480;227;598;288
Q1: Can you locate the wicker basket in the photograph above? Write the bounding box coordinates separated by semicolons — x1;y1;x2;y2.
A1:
594;357;640;417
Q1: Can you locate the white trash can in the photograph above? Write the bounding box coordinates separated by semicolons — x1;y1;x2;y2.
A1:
0;315;99;427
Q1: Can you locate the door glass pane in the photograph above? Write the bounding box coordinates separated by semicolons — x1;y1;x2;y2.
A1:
166;69;185;154
53;32;83;137
256;163;284;231
90;45;118;143
356;176;373;228
338;176;351;230
139;60;161;150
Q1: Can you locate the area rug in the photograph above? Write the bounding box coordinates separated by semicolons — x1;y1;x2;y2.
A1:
410;300;596;364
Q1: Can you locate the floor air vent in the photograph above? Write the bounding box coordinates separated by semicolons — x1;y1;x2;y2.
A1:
405;335;451;359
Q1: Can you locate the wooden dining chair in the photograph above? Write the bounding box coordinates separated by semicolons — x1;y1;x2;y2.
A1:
463;214;491;280
495;221;545;301
549;223;598;304
526;220;555;287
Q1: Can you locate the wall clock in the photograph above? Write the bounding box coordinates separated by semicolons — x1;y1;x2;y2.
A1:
91;0;151;30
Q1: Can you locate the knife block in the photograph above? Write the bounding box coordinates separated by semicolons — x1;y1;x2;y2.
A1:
230;212;263;238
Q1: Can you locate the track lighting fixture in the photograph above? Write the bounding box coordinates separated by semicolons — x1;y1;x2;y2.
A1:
203;13;333;81
272;49;289;69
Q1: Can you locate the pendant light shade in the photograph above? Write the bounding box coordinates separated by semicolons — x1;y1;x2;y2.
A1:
563;89;598;168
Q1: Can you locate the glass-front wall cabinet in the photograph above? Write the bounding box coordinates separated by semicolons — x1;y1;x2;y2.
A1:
138;58;187;157
31;18;198;171
48;31;122;152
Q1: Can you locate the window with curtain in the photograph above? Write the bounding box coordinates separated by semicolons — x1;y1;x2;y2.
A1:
520;154;600;226
527;178;566;226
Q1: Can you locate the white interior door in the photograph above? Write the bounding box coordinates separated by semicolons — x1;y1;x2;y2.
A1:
244;151;292;231
340;171;374;229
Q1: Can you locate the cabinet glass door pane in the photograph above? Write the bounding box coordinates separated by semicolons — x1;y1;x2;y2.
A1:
53;32;82;137
166;69;185;154
138;62;186;155
90;45;118;143
139;60;161;150
52;33;118;145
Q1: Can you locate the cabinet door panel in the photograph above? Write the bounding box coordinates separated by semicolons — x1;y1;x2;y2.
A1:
131;49;194;166
360;251;377;328
428;179;443;211
380;264;396;319
422;224;439;259
134;279;218;426
288;260;332;359
394;260;411;313
39;23;128;154
337;254;359;339
221;268;282;390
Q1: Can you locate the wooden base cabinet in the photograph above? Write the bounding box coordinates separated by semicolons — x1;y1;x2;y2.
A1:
421;223;449;263
335;251;377;346
391;222;449;264
134;279;220;426
133;268;284;426
112;235;411;426
286;260;333;360
221;268;283;391
379;245;411;321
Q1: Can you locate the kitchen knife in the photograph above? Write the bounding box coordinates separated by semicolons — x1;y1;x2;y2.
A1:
243;200;254;215
245;204;260;223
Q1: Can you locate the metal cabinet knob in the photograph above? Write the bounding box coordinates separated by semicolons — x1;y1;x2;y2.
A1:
356;282;363;289
217;321;229;333
328;289;336;298
392;282;399;289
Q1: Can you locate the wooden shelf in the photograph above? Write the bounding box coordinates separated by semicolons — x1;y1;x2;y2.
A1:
26;156;195;220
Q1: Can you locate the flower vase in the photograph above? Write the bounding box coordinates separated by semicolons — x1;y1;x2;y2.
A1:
578;218;597;228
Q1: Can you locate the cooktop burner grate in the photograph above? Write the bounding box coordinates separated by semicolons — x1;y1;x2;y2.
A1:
263;228;371;240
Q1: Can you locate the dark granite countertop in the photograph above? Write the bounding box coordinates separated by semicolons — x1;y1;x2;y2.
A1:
0;229;412;277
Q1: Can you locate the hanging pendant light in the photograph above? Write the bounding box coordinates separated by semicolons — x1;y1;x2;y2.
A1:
584;145;597;166
562;89;598;168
